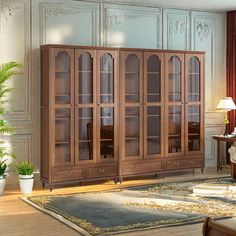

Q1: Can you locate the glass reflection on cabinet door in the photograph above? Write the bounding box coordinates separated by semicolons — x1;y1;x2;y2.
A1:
100;53;114;104
147;106;161;155
55;108;71;164
125;107;140;156
78;108;93;161
100;107;114;159
188;105;200;151
168;106;181;154
125;54;140;103
168;56;181;102
78;53;93;104
188;57;200;102
147;55;161;102
55;52;71;104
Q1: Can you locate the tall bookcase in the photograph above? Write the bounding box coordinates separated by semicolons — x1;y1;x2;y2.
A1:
41;45;204;188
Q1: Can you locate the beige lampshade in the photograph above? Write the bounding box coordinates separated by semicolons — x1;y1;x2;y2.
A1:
216;97;236;111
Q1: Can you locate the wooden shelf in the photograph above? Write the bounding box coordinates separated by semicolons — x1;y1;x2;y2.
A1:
55;70;70;73
125;137;139;140
55;140;70;144
168;134;181;138
56;94;70;97
79;71;92;73
56;117;69;120
78;140;92;143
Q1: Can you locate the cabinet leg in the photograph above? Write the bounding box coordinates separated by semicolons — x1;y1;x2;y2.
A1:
78;182;82;186
154;173;158;177
201;167;204;174
49;186;53;192
42;182;45;188
192;169;195;175
162;173;165;179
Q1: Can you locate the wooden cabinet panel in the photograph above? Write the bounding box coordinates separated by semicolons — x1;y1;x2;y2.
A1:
165;158;203;171
52;167;84;183
87;164;117;179
122;161;163;175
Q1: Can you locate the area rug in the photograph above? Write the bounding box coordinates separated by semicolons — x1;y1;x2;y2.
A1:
22;177;236;236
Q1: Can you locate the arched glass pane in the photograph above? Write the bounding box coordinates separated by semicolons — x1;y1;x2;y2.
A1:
55;52;70;104
100;53;114;103
78;52;93;104
125;54;139;102
147;55;161;102
188;57;200;102
168;56;181;102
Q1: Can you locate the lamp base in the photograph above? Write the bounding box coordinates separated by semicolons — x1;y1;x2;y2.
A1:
224;124;229;136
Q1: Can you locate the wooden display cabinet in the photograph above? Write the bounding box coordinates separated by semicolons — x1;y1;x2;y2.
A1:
41;44;205;188
164;53;204;172
41;45;119;189
119;50;165;179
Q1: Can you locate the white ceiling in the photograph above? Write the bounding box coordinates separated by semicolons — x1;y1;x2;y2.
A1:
96;0;236;11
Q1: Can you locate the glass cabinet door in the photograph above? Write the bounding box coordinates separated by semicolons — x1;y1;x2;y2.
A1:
165;54;184;156
144;53;164;157
97;51;118;160
75;50;95;163
122;52;143;159
54;108;73;166
54;50;74;105
53;48;74;166
185;55;203;154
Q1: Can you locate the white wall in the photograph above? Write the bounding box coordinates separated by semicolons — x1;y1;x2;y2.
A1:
0;0;226;168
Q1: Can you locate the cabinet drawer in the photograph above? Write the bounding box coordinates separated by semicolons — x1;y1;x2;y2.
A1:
166;158;203;171
123;161;162;175
52;168;84;183
87;165;117;179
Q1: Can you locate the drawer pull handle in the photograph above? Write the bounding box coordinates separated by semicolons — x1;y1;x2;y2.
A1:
174;162;180;165
65;172;72;177
98;169;105;173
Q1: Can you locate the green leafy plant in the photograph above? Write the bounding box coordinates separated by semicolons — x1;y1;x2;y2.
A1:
0;159;7;176
15;161;34;175
0;61;22;171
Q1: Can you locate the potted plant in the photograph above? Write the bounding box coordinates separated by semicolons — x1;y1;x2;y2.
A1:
0;61;22;195
15;161;35;194
0;159;7;195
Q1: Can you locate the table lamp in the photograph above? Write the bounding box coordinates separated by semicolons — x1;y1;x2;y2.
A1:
216;97;236;136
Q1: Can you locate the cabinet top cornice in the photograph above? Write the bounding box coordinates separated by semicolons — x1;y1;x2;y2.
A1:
40;44;205;54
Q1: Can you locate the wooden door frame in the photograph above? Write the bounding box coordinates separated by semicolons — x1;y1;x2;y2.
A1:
74;49;96;165
143;51;165;159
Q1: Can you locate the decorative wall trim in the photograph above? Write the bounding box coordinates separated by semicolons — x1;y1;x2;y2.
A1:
195;21;211;41
163;9;190;50
170;16;186;34
1;134;33;163
191;14;216;112
40;2;100;45
103;4;162;48
0;0;32;122
107;12;145;27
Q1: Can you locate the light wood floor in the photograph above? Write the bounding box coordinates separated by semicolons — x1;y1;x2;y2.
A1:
1;167;236;236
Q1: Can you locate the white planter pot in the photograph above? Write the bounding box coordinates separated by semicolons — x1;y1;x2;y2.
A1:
19;174;34;195
0;175;6;195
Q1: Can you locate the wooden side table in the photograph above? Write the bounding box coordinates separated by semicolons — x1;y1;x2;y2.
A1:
212;135;236;179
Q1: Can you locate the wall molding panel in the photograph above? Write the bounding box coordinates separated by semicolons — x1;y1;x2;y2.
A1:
0;0;32;122
40;1;100;45
103;4;162;48
163;9;190;50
